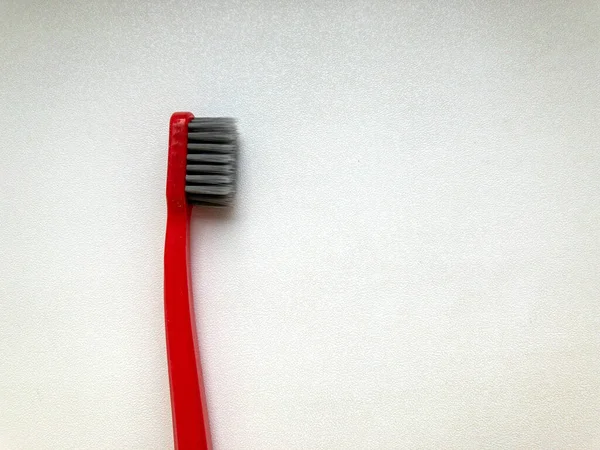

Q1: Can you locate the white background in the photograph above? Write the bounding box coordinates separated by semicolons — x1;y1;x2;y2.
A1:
1;0;599;448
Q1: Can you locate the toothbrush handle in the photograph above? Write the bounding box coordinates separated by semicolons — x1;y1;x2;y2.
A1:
164;208;211;450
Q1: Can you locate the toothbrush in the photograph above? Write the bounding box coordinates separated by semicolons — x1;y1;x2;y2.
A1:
164;112;238;449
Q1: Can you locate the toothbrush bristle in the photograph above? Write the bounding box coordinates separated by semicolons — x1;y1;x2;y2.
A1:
185;118;238;207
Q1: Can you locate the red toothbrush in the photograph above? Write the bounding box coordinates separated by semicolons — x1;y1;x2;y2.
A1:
164;112;238;449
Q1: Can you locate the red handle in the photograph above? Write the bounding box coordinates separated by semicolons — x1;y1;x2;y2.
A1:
164;112;212;450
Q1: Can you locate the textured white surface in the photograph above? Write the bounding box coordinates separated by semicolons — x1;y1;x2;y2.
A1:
1;0;600;448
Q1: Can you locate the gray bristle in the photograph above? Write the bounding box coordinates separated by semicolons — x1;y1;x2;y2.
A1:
185;117;238;207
